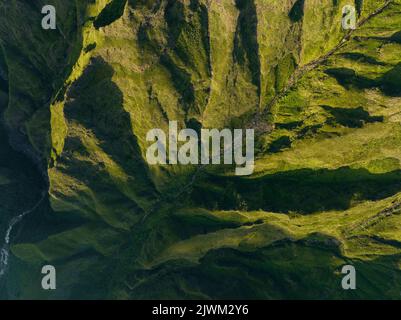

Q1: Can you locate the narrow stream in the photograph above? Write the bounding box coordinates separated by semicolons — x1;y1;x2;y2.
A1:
0;119;46;283
0;191;46;279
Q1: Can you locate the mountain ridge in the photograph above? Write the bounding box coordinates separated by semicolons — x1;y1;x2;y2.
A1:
1;0;401;299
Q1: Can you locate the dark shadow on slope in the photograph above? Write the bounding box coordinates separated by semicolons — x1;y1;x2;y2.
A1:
339;52;387;66
94;0;127;29
62;57;158;223
186;118;202;135
322;106;383;128
355;0;363;16
233;0;261;95
268;136;292;153
0;46;44;211
165;1;186;46
389;30;401;43
289;0;305;22
355;30;401;44
191;167;401;214
169;212;242;240
276;121;303;130
10;220;401;299
381;62;401;96
166;208;265;241
296;124;324;139
325;64;401;97
21;229;401;299
84;43;97;54
325;68;377;90
119;236;401;299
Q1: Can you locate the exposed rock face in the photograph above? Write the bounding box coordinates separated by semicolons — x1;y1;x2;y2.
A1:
1;0;401;299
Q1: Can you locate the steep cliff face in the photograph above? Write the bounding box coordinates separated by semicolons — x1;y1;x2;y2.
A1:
1;0;401;299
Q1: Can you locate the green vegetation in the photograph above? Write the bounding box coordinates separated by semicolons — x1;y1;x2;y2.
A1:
1;0;401;299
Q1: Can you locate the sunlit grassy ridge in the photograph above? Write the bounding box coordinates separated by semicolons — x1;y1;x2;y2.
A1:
1;0;401;299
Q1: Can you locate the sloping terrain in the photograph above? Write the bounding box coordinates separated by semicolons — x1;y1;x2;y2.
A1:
1;0;401;299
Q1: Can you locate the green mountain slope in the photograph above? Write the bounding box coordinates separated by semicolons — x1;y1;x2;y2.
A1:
1;0;401;299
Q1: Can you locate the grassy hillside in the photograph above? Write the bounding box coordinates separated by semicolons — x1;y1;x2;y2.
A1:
1;0;401;299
